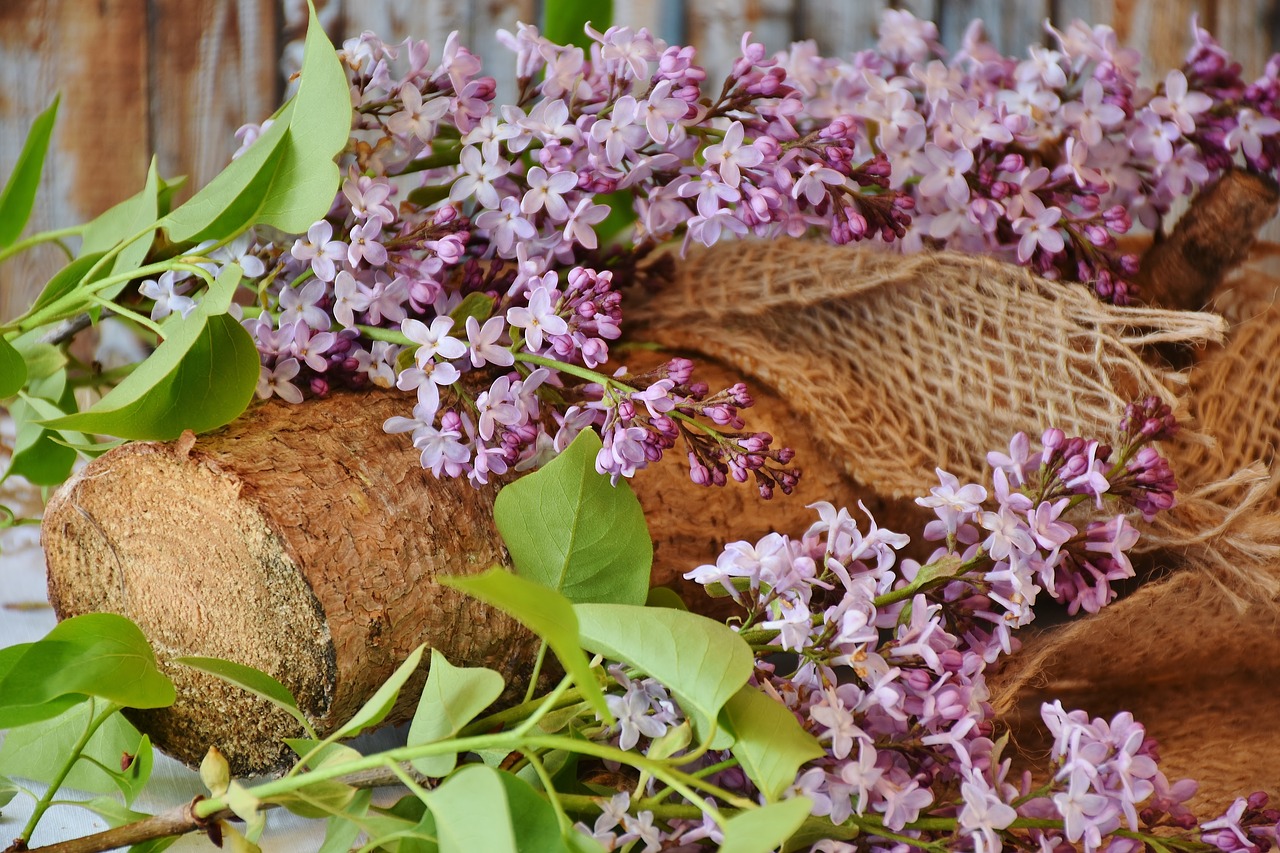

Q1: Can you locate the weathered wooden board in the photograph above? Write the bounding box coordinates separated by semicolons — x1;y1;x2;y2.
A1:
3;0;1279;320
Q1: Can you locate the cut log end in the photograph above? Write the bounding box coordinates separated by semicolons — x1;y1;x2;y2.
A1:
43;392;543;774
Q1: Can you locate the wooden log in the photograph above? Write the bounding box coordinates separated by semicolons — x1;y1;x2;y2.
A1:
41;354;883;774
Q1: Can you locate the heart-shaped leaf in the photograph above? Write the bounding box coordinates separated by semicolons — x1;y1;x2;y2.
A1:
408;649;505;777
494;429;650;606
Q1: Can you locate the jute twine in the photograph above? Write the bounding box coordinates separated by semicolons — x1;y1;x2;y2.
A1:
634;239;1280;811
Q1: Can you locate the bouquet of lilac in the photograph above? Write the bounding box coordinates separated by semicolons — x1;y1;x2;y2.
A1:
581;397;1274;853
781;11;1280;303
127;10;1279;495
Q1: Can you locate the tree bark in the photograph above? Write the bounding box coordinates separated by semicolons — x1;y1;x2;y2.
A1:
41;354;882;775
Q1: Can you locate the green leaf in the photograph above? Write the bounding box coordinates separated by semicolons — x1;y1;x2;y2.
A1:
0;775;18;813
407;649;505;777
316;789;372;853
443;569;611;723
6;370;77;486
645;587;688;611
13;336;67;381
254;0;350;234
573;603;753;747
112;733;155;806
718;797;813;853
28;250;108;314
81;158;161;303
0;613;175;725
42;265;260;440
722;686;823;802
541;0;612;51
448;292;495;326
159;2;347;243
494;429;651;606
0;705;146;796
175;656;313;736
0;94;58;248
331;643;426;740
274;742;360;818
0;336;25;397
492;769;571;853
423;766;518;853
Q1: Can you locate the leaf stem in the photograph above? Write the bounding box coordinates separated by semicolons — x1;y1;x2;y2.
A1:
18;700;122;844
0;225;86;265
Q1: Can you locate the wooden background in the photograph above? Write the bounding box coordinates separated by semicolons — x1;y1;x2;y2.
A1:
3;0;1279;321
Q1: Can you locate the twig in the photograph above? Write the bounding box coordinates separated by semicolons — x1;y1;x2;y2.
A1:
11;765;431;853
37;314;94;347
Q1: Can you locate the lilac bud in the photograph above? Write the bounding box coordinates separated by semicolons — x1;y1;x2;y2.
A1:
666;357;694;385
997;153;1025;172
310;376;330;396
433;206;458;225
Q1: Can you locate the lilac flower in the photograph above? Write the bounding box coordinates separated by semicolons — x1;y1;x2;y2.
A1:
414;418;471;477
520;166;577;219
396;357;460;418
876;775;933;832
791;160;847;205
401;316;466;365
916;469;987;532
604;684;670;751
465;315;514;368
347;220;388;267
919;144;974;204
1149;69;1213;134
257;358;304;404
474;376;521;441
636;80;687;143
209;232;266;278
385;83;450;142
290;323;336;372
561;197;611;250
505;286;567;351
278;280;331;330
342;174;396;226
1013;205;1065;262
1063;78;1127;146
1225;108;1280;160
331;271;371;328
474;196;535;254
449;145;510;209
290;220;347;282
139;273;196;321
959;773;1018;853
703;121;764;188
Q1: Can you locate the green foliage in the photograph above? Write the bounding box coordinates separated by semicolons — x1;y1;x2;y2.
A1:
6;370;80;485
494;429;651;606
174;655;316;738
319;644;428;744
158;2;347;243
718;797;814;853
408;650;505;777
42;265;260;440
573;603;753;746
722;686;824;801
541;0;613;51
0;613;174;728
0;336;25;398
0;705;150;798
443;569;612;723
0;94;58;248
81;159;160;300
0;776;16;814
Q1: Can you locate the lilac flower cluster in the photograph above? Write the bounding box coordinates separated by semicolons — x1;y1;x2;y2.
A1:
208;18;935;493
569;404;1280;851
144;10;1280;492
775;12;1280;303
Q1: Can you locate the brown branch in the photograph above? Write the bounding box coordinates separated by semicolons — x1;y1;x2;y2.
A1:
1137;168;1280;311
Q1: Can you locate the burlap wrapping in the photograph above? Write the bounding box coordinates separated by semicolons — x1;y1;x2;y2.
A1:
994;262;1280;813
636;241;1224;499
634;239;1280;812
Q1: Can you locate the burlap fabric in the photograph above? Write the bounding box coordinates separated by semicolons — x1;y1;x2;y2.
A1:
635;240;1224;499
634;239;1279;812
995;262;1280;813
